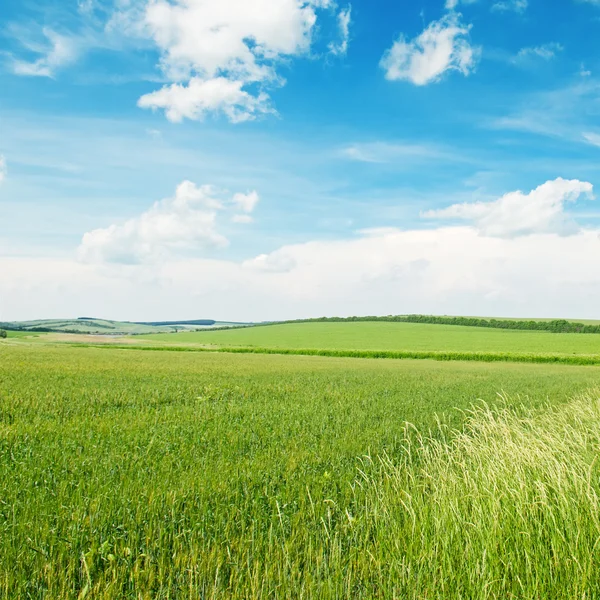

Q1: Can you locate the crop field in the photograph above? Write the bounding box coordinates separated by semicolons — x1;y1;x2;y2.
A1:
3;339;600;598
140;320;600;356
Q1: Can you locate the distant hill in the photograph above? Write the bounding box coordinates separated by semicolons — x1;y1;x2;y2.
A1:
0;317;252;335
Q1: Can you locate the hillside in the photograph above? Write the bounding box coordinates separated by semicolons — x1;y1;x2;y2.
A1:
0;317;250;335
138;321;600;356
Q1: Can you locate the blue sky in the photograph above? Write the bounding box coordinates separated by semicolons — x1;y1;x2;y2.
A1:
1;0;600;321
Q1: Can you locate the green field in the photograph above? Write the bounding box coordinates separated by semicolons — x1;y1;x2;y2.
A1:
140;320;600;355
4;330;45;339
3;341;600;598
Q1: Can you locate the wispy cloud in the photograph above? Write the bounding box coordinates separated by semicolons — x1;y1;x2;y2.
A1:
492;0;528;13
488;80;600;143
339;142;458;164
11;28;78;78
512;42;563;63
0;156;6;183
583;132;600;147
445;0;479;10
328;6;352;56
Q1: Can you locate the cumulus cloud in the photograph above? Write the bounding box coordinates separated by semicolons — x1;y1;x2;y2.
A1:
138;77;272;123
11;28;78;77
380;13;478;86
8;178;600;321
7;223;600;321
128;0;339;122
328;6;351;56
78;181;260;264
0;156;6;183
423;178;594;238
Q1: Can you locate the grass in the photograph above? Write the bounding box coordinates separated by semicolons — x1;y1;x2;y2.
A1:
2;330;45;339
358;393;600;598
3;343;600;597
139;321;600;355
72;342;600;366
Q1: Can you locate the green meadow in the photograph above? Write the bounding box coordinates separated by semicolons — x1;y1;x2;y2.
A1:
140;320;600;355
3;337;600;598
3;330;45;339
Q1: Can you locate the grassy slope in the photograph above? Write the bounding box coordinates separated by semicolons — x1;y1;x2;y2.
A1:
140;321;600;355
2;344;600;597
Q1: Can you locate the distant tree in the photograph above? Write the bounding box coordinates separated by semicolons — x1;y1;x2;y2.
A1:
0;329;7;338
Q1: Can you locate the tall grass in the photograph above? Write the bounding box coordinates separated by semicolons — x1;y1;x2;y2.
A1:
78;342;600;366
3;346;600;598
356;393;600;598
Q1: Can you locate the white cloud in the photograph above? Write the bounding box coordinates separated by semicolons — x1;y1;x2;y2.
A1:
447;0;527;12
78;181;259;264
232;214;254;224
233;190;260;213
128;0;338;122
492;0;528;12
340;141;452;164
7;223;600;321
445;0;478;9
231;191;260;223
243;250;298;272
380;14;478;86
488;80;600;142
423;178;594;238
328;6;351;56
0;156;6;183
513;43;563;63
583;132;600;147
11;28;78;78
138;77;273;123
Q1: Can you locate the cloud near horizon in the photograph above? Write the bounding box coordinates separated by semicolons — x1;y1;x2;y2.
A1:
6;223;600;322
3;177;599;322
78;181;259;264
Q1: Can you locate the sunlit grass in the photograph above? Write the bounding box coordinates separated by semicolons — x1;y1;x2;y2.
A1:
3;345;600;597
138;321;600;356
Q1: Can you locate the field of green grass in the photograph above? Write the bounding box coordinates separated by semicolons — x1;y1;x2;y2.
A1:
4;330;45;338
140;320;600;355
3;342;600;597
